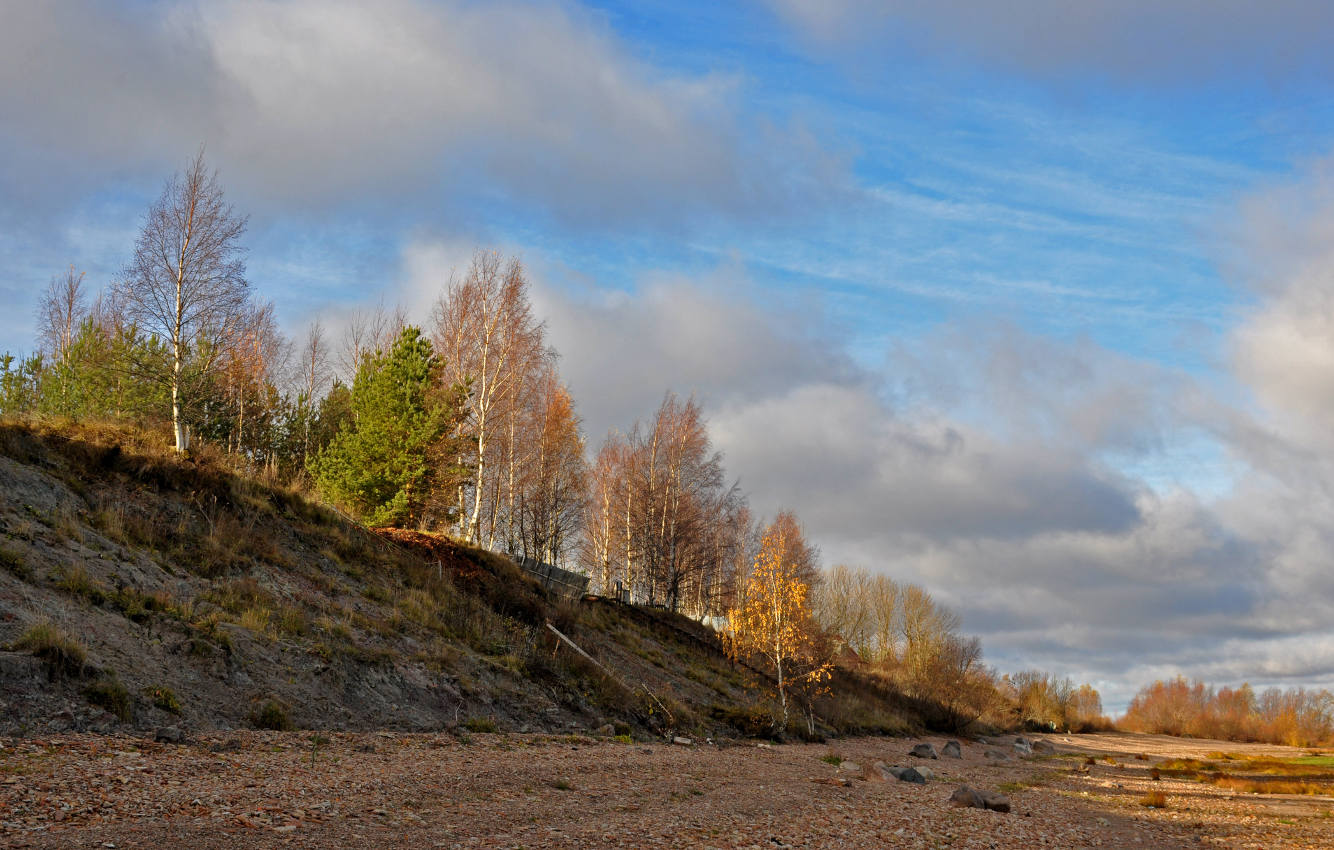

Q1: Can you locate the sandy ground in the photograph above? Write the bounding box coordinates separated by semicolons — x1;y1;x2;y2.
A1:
1;730;1330;848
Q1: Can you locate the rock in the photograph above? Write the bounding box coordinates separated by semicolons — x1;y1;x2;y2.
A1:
1014;736;1030;746
154;726;186;745
594;724;615;736
896;767;927;785
942;740;962;759
980;790;1012;813
1012;740;1033;756
950;785;986;809
950;785;1010;813
838;760;861;773
1032;739;1056;755
914;766;935;781
909;743;938;759
984;748;1013;762
672;736;692;746
863;763;886;783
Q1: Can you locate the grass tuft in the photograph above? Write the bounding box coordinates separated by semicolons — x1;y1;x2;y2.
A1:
13;621;88;678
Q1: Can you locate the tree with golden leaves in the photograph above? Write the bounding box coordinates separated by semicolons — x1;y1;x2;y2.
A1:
724;512;831;730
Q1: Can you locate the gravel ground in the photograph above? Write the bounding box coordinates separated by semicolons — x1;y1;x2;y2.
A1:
1;731;1329;848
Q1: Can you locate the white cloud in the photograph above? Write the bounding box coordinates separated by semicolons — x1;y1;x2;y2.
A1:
764;0;1334;86
0;0;839;222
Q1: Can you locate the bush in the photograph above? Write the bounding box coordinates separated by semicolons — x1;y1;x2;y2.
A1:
147;685;182;714
85;677;133;721
13;621;87;678
462;716;498;733
0;546;30;579
250;699;293;731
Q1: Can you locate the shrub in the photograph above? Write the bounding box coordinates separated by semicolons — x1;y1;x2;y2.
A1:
0;546;30;579
1138;791;1168;808
13;621;87;678
85;677;133;721
462;716;498;733
55;566;107;606
250;699;293;731
147;685;181;714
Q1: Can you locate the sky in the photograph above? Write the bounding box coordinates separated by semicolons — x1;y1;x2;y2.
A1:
4;0;1334;712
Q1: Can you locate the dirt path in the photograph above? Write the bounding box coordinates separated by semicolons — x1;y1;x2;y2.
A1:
1;731;1329;848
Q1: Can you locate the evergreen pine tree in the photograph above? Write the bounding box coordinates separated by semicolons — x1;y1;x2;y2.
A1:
309;326;466;527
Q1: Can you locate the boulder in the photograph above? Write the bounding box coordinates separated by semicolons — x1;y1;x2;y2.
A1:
1012;740;1033;756
838;760;861;773
1032;739;1056;755
863;763;886;783
672;736;693;746
154;726;186;745
942;740;963;759
950;785;1010;813
984;748;1013;762
896;767;927;785
981;791;1012;813
909;743;938;759
914;766;935;781
949;785;986;809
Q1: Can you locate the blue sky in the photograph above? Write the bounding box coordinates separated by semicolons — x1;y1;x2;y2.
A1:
5;0;1334;711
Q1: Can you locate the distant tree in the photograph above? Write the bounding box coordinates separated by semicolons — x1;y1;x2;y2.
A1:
513;367;587;565
117;148;251;452
724;514;830;729
309;326;467;527
432;250;544;544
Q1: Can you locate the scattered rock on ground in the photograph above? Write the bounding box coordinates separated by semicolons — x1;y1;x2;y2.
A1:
838;760;861;773
984;748;1013;762
153;726;185;745
1032;739;1056;755
950;784;1011;813
1013;740;1033;756
672;736;692;746
942;740;963;758
910;743;938;759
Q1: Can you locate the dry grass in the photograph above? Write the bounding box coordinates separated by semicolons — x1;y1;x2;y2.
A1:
12;621;88;678
1138;790;1168;808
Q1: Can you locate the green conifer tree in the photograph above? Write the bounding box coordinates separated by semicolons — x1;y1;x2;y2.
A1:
309;326;467;527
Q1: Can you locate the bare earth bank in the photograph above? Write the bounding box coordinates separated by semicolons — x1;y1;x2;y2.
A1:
2;730;1330;848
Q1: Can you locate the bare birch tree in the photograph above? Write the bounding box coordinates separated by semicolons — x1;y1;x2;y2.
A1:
118;149;250;452
37;266;87;363
432;250;543;544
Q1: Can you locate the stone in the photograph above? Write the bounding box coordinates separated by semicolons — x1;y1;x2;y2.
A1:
838;760;861;773
153;726;186;745
1032;739;1056;755
984;748;1013;762
1012;740;1033;756
863;763;886;783
896;767;927;785
672;736;692;746
949;785;986;809
909;743;938;759
914;766;935;781
949;785;1011;813
942;740;963;759
980;791;1012;813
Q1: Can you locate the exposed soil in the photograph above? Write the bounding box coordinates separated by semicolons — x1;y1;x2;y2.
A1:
3;730;1329;848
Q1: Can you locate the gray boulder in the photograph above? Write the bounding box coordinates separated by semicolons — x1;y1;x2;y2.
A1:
1032;739;1056;755
1012;740;1033;756
942;740;963;759
909;743;938;759
949;785;1011;813
984;748;1013;762
896;767;927;785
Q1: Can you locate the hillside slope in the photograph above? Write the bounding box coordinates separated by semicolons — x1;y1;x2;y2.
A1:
0;421;920;740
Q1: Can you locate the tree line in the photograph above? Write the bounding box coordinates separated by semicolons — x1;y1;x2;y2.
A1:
4;150;1119;735
1121;676;1334;746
